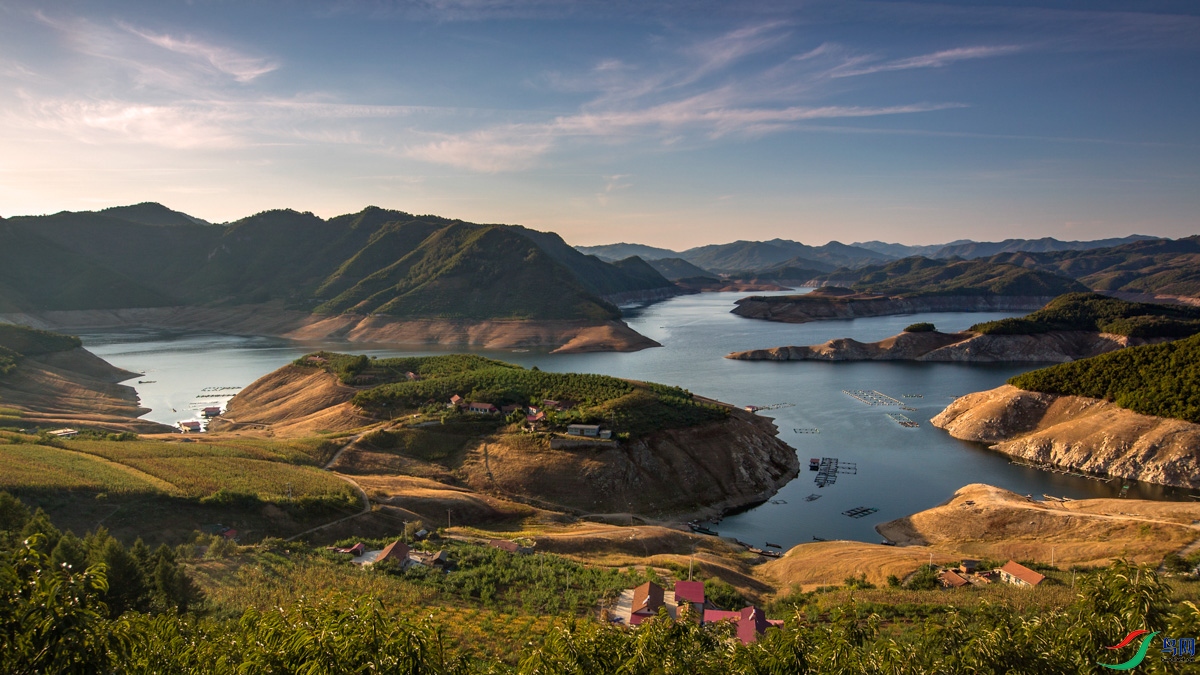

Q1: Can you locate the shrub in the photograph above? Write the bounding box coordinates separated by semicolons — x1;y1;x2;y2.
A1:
903;322;936;333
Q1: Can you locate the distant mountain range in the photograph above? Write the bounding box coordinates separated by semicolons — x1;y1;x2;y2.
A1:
577;234;1159;276
0;203;675;323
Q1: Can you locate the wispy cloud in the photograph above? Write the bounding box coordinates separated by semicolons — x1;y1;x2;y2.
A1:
831;44;1025;78
122;25;279;83
405;23;972;171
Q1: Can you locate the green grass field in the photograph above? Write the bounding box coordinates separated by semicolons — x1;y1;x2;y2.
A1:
0;435;356;506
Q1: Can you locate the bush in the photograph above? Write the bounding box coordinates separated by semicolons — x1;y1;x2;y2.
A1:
903;322;936;333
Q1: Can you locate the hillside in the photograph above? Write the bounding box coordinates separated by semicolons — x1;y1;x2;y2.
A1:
0;204;673;350
971;292;1200;338
809;257;1087;297
987;235;1200;298
0;324;171;433
932;384;1200;489
1008;331;1200;423
215;352;799;517
646;257;715;281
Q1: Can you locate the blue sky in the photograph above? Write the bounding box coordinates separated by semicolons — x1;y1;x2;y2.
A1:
0;1;1197;247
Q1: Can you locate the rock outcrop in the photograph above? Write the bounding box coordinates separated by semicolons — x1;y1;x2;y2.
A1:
727;330;1154;363
462;407;799;517
932;385;1200;489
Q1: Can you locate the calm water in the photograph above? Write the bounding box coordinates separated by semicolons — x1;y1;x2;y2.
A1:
80;291;1188;548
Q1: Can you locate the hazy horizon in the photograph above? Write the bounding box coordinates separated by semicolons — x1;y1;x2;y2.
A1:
2;1;1197;247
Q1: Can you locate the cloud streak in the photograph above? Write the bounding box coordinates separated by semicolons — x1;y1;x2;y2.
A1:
831;44;1025;78
122;25;279;83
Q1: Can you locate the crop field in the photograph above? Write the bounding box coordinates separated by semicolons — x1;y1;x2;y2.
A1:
66;437;336;466
0;436;356;506
0;443;174;494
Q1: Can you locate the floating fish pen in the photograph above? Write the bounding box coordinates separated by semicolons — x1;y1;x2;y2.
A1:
842;506;878;519
201;386;242;392
837;462;858;475
804;494;822;502
815;457;839;487
900;406;917;411
770;499;788;505
793;428;820;434
843;389;902;406
901;394;923;398
746;402;795;413
886;412;919;428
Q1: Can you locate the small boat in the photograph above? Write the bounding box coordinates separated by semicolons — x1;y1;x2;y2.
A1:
748;547;782;558
137;380;156;384
765;542;782;549
812;536;827;542
689;524;719;536
880;540;896;546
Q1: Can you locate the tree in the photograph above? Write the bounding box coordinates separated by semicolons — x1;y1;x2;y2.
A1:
50;531;89;572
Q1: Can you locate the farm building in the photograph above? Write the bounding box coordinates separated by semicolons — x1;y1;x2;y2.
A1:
997;560;1045;587
468;402;499;414
567;424;601;437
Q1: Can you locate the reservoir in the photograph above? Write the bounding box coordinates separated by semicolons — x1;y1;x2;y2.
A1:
79;290;1186;549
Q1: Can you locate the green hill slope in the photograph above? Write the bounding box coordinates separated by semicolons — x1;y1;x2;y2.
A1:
813;257;1086;297
987;236;1200;297
971;293;1200;338
0;204;670;322
1010;332;1200;423
0;324;81;374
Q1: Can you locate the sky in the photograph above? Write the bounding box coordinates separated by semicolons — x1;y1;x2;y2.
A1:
0;1;1198;248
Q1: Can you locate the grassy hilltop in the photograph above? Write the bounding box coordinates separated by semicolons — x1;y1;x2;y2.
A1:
972;292;1200;338
809;256;1087;298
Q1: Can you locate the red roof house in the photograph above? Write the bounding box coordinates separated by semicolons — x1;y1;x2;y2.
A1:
489;539;520;553
998;560;1045;587
468;402;499;414
377;540;411;564
703;606;780;644
449;395;463;407
674;581;705;605
939;570;970;588
630;581;665;626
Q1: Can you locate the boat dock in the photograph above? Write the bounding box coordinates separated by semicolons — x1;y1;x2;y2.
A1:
843;389;903;406
804;494;822;502
815;457;839;487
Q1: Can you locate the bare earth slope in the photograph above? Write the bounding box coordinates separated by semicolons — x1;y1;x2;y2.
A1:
207;364;372;437
1;306;657;354
875;483;1199;566
463;408;800;517
727;330;1152;363
931;385;1200;489
0;348;173;433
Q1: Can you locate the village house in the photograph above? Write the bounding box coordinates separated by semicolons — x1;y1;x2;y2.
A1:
500;404;524;415
701;606;783;644
959;559;980;575
348;540;451;572
938;569;970;589
201;406;222;418
567;424;601;437
468;402;499;414
488;539;533;555
47;428;79;439
526;411;546;426
449;395;463;408
628;581;669;626
178;421;202;433
997;560;1045;587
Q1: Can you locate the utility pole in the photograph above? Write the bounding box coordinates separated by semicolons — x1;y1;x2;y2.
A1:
447;509;451;530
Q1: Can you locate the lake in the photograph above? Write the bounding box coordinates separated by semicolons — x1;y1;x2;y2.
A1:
80;291;1187;550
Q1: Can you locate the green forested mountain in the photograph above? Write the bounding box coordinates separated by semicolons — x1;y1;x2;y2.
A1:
1010;331;1200;423
0;205;676;321
972;293;1200;338
812;257;1086;297
987;236;1200;297
646;257;716;281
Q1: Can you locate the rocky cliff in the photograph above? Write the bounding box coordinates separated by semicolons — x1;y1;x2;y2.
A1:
463;407;800;517
931;385;1200;489
727;330;1154;363
731;294;1058;323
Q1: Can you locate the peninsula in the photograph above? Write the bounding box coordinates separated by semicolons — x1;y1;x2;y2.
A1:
727;293;1200;363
